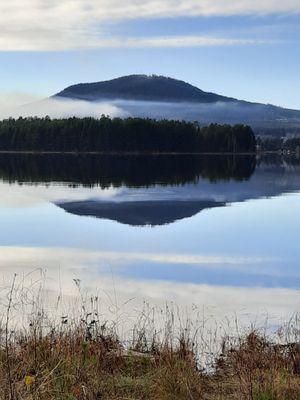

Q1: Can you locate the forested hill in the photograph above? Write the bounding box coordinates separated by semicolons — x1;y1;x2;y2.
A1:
0;117;255;153
53;75;300;136
55;75;235;103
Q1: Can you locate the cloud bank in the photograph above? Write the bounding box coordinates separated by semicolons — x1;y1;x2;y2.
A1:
0;97;128;120
0;0;295;51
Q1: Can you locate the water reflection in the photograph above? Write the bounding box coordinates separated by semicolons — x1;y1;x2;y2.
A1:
0;153;255;226
58;200;225;226
50;155;300;226
0;154;299;325
0;247;299;326
0;153;256;187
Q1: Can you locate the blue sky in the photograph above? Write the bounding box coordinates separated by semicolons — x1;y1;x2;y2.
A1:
0;1;299;109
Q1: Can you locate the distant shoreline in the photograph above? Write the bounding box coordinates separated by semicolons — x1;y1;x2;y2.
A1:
0;150;261;155
0;150;295;156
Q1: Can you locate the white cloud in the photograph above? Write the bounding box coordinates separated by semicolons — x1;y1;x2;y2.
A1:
100;36;266;49
0;0;293;51
0;34;268;52
0;97;128;120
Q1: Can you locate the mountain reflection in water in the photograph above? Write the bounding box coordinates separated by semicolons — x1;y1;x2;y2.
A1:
58;200;225;226
0;154;300;227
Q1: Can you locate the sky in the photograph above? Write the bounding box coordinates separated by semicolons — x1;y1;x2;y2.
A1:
0;0;299;109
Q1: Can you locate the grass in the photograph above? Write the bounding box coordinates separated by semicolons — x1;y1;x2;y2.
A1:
1;325;300;400
0;278;299;399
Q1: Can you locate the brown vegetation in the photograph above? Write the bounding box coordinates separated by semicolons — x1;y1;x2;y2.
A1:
0;315;300;399
0;278;299;399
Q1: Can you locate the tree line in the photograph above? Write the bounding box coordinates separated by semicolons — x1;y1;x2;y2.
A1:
0;116;256;153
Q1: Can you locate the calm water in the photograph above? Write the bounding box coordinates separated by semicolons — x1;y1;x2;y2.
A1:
0;154;299;327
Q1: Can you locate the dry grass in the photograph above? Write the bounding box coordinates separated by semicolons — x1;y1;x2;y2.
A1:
0;278;299;399
1;318;300;399
0;323;203;399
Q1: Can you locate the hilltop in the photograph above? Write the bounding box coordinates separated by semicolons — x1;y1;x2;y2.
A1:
55;74;235;103
55;75;300;135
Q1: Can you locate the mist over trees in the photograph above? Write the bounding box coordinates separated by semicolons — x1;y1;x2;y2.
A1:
0;116;256;153
54;75;300;136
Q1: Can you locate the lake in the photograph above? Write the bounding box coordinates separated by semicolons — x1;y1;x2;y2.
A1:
0;153;299;333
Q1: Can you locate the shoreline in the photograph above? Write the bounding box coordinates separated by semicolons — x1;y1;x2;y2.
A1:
0;150;288;155
0;293;299;399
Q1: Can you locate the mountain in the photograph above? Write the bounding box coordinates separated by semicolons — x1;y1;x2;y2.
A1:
55;75;300;135
56;74;235;103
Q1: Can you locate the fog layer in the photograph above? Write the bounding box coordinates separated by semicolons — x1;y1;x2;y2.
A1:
0;97;128;120
2;96;300;135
